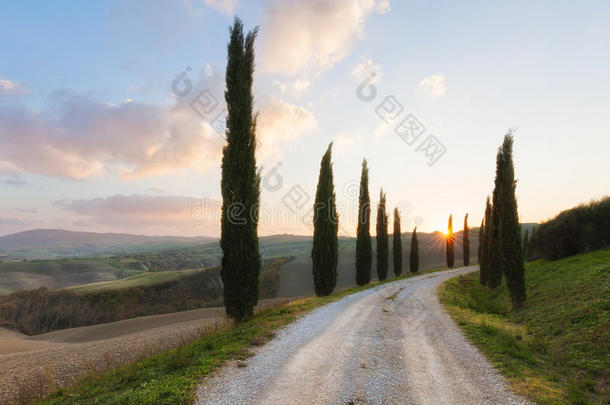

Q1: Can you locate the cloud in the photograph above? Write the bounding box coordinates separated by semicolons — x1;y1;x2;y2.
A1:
0;64;313;180
334;131;362;155
3;179;29;188
0;78;29;100
352;57;382;83
13;208;37;214
204;0;237;15
257;98;317;159
273;78;311;97
419;74;447;98
373;121;390;138
56;194;200;220
147;187;167;193
0;69;225;180
55;194;222;234
0;216;25;226
260;0;390;75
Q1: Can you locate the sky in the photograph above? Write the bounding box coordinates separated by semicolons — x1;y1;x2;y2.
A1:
0;0;608;237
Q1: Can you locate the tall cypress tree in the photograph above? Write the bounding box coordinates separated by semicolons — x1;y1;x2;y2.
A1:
522;228;529;261
463;213;470;266
410;226;419;273
311;143;338;296
487;148;504;289
480;196;492;286
446;214;455;268
498;134;526;307
355;159;372;285
478;217;487;285
376;189;389;281
393;208;402;277
220;17;261;321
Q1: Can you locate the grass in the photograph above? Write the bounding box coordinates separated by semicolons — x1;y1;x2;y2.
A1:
37;267;451;405
65;269;209;295
439;249;610;405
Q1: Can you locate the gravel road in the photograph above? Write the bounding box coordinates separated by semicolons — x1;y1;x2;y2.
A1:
196;266;529;405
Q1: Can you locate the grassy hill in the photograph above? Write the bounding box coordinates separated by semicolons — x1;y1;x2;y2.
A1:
0;231;481;295
0;229;215;260
440;249;610;404
65;269;209;295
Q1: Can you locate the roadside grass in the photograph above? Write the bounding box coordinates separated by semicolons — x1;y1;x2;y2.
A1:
439;249;610;405
38;266;456;405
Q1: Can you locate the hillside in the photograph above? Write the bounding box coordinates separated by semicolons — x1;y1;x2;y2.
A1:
277;229;481;296
0;230;481;295
0;229;216;260
440;249;610;404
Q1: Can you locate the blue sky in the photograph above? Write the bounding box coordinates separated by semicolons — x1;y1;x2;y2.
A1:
0;0;608;236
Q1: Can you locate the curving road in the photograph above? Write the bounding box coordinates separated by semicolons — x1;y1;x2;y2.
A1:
196;266;529;405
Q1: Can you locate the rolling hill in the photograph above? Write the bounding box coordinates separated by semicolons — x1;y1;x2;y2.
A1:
0;229;216;260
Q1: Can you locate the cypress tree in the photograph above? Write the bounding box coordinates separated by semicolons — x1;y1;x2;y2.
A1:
487;148;504;289
523;228;529;261
498;134;526;307
376;189;389;281
220;17;261;321
355;159;372;285
393;208;402;277
311;143;339;296
409;226;419;273
478;217;487;285
463;213;470;266
446;214;454;268
480;196;492;286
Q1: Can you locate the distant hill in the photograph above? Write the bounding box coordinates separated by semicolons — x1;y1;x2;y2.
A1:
0;229;216;260
277;229;482;297
0;226;541;296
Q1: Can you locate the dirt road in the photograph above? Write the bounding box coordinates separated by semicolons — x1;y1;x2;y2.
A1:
196;267;529;405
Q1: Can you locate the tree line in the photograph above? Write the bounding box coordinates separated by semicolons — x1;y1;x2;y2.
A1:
526;196;609;260
317;152;423;294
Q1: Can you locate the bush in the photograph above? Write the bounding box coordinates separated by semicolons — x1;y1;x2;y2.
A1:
528;197;610;260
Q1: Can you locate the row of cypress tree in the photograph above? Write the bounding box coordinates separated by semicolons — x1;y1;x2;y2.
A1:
352;159;420;287
218;17;480;321
313;151;422;295
478;132;526;307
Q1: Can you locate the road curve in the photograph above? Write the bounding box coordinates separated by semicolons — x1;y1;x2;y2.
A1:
196;266;529;405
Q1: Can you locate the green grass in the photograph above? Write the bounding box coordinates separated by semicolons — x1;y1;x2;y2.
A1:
65;269;209;295
38;267;451;405
439;249;610;404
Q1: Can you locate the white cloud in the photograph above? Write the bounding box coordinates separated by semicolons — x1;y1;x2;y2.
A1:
373;121;390;138
0;78;29;98
260;0;390;75
374;0;390;14
257;98;317;159
273;78;311;97
0;77;225;180
204;0;237;15
351;57;382;83
334;131;362;155
419;74;447;98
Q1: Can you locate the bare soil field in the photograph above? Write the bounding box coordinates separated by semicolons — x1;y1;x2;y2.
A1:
0;301;282;404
